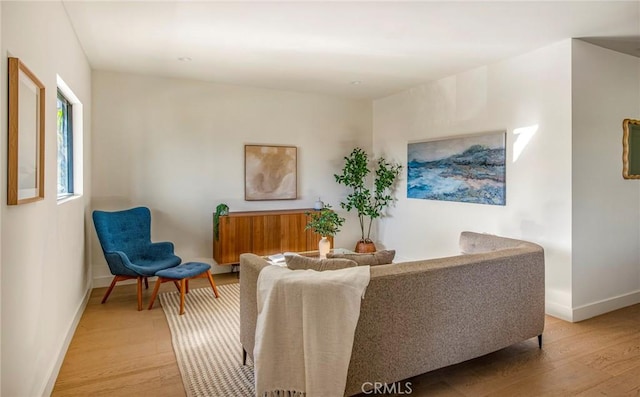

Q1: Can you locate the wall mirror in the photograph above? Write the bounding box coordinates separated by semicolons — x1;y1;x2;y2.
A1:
8;57;45;204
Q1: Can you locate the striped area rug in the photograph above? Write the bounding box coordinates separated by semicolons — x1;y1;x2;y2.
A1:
159;283;255;396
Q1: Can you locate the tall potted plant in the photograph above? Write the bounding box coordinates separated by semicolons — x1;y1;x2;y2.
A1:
334;148;402;253
305;204;345;258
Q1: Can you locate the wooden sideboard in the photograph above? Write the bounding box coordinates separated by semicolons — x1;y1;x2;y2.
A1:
212;208;332;266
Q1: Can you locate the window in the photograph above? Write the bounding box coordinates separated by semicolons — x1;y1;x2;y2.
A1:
56;75;84;202
57;90;73;197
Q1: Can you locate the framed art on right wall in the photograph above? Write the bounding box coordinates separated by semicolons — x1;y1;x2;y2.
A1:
622;119;640;179
407;131;506;205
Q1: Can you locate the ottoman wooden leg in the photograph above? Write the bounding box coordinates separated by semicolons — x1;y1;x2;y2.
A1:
206;271;219;298
154;262;214;315
179;279;186;315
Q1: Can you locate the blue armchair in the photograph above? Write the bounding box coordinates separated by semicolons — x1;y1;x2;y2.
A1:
93;207;182;310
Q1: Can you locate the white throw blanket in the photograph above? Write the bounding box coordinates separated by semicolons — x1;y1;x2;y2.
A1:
254;265;371;397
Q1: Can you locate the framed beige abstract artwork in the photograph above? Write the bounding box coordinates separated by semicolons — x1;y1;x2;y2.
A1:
245;145;297;200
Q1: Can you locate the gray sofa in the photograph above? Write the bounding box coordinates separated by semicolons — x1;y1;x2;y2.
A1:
240;231;545;396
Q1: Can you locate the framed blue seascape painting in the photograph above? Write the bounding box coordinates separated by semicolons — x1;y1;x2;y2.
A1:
407;132;506;205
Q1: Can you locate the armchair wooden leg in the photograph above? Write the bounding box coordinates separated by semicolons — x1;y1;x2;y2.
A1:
186;279;189;294
148;277;164;310
144;277;149;290
102;276;120;304
137;277;143;311
102;275;141;309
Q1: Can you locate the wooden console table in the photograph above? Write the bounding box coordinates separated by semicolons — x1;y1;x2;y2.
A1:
212;208;332;266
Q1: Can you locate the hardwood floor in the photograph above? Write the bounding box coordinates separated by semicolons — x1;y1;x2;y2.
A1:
53;277;640;396
52;273;239;397
400;306;640;397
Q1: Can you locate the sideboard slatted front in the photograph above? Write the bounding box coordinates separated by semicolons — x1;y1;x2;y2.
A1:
212;208;331;265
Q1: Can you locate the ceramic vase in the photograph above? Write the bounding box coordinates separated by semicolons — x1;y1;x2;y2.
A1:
314;197;324;210
319;236;331;259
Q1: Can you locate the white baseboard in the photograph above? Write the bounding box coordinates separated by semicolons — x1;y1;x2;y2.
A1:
545;300;573;322
545;287;573;321
572;289;640;322
41;282;92;397
545;290;640;323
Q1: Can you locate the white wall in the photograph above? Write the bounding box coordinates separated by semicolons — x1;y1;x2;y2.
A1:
571;40;640;320
372;40;574;319
1;2;92;396
91;71;371;284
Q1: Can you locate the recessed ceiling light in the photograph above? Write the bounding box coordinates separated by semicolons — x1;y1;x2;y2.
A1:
350;81;362;85
178;57;192;62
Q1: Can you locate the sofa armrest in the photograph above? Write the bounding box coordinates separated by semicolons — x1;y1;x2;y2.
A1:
459;231;542;254
239;253;270;361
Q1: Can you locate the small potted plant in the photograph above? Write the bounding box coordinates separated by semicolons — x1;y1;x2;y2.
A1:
335;147;402;253
305;204;345;258
213;203;229;241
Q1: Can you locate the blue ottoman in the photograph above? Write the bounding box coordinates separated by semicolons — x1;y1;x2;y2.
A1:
148;262;219;315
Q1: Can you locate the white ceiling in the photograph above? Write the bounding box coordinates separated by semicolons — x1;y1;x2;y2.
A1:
62;1;640;100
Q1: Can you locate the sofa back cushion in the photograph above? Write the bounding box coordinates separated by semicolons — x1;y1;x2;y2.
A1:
327;250;395;266
284;255;358;271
